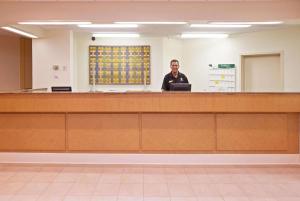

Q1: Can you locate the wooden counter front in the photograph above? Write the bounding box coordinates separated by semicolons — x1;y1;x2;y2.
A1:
0;92;299;153
1;92;300;113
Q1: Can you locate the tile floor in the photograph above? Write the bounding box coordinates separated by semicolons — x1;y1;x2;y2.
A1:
0;164;299;201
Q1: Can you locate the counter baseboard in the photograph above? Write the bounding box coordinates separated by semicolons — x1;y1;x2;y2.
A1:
0;153;299;165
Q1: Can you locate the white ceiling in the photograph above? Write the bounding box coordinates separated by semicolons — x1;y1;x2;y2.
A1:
0;0;290;2
1;0;300;38
1;0;300;26
7;21;300;38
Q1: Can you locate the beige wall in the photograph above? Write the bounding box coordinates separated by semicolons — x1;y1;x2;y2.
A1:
32;27;300;92
32;30;72;89
35;32;188;91
0;35;20;91
162;38;183;76
183;27;300;92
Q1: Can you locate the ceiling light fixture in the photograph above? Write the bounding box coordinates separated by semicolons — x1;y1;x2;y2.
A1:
190;24;251;28
92;33;140;38
115;21;187;25
1;26;38;38
181;33;228;39
210;21;283;25
78;24;138;28
18;21;92;25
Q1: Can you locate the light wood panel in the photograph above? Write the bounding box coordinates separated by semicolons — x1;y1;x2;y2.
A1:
0;114;65;151
0;112;297;153
287;113;299;153
142;114;215;151
1;93;300;113
67;114;140;151
0;93;299;154
217;114;289;151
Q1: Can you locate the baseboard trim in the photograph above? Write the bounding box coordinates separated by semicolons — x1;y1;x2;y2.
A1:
0;153;299;165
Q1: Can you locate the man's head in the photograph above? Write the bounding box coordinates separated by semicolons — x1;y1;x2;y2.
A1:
170;59;179;75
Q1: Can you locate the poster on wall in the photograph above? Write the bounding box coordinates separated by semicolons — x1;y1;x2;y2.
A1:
208;64;236;92
89;45;151;85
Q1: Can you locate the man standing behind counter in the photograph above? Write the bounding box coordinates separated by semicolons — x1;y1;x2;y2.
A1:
161;59;189;91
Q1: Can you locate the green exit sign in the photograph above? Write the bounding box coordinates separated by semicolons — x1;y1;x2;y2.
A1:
218;64;235;69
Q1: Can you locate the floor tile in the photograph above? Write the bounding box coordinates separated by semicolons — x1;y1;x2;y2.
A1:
94;183;120;196
144;183;169;197
118;184;143;197
168;184;195;197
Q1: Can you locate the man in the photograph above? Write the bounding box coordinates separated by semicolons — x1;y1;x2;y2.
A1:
161;59;189;91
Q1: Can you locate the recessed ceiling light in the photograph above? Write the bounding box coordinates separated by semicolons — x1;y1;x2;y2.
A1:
1;26;38;38
115;21;187;25
92;33;140;38
210;21;283;25
181;33;228;39
18;21;92;25
190;24;251;28
78;24;138;28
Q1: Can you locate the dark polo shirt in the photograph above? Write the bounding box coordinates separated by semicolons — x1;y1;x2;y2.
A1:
161;72;189;91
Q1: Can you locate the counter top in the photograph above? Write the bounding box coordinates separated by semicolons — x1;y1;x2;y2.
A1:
1;90;300;94
1;92;300;113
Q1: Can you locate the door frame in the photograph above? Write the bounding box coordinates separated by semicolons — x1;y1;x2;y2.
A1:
20;37;32;89
240;52;284;92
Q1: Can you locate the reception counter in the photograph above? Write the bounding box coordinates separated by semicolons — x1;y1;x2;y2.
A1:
0;92;299;154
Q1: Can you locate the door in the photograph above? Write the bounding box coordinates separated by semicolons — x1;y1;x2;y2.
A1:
242;53;283;92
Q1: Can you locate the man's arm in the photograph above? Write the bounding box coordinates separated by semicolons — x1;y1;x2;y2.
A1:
184;74;189;83
161;76;167;91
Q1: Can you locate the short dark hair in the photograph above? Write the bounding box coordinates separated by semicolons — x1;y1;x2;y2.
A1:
170;59;179;66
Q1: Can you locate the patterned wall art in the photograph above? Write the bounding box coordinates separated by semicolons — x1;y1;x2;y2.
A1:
89;45;151;85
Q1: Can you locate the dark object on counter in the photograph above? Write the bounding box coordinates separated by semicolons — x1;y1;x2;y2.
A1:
51;86;72;92
169;83;191;91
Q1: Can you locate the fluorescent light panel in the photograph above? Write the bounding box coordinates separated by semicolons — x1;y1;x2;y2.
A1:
78;24;138;28
181;33;228;39
93;33;140;38
1;26;38;38
211;21;283;25
115;21;187;25
18;21;91;25
190;24;251;28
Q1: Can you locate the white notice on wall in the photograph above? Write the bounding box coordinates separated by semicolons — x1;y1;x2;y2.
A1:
208;64;236;92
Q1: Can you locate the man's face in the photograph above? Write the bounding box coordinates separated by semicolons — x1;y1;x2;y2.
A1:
170;61;179;74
